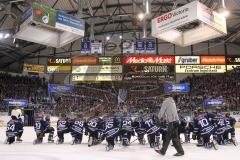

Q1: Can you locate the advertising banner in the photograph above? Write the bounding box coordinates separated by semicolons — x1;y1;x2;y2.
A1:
72;74;122;82
72;65;122;74
164;83;190;93
23;63;45;73
226;65;240;72
226;56;240;64
47;57;71;65
201;56;225;64
47;66;71;73
176;65;226;73
175;56;200;64
33;2;56;27
72;56;97;65
90;41;103;55
204;98;224;107
123;56;174;64
124;65;175;81
98;56;122;65
123;40;135;55
55;11;85;35
145;39;156;54
48;84;73;93
135;39;145;54
80;41;91;54
5;99;28;107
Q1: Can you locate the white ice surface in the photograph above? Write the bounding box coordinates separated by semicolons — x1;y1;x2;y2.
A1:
0;127;239;160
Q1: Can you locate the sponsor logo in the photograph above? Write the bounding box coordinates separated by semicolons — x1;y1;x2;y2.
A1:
176;65;226;73
157;7;189;23
226;57;240;64
48;58;71;65
175;56;200;64
201;56;225;64
143;66;169;73
124;56;174;64
72;56;97;65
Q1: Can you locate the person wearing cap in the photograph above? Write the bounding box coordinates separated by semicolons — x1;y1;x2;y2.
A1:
155;93;184;156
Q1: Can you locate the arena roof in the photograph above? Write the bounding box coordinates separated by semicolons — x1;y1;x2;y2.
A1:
0;0;240;69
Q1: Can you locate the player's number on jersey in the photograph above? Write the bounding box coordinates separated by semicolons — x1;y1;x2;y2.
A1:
59;121;66;127
7;124;15;131
88;120;97;128
145;119;153;127
75;121;83;127
218;119;225;126
106;121;113;129
35;122;41;130
199;118;209;127
123;120;131;126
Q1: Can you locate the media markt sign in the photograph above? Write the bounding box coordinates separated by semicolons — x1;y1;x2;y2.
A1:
33;2;56;27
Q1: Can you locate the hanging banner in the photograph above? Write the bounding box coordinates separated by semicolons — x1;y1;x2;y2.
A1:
47;57;71;65
123;56;174;64
124;65;175;81
164;83;190;93
33;2;57;27
123;40;135;55
56;11;85;35
48;84;73;93
72;74;122;82
145;39;156;54
226;56;240;64
201;56;225;64
72;56;97;65
80;41;91;55
175;56;200;64
4;99;28;107
135;39;145;54
90;41;103;55
23;63;45;73
176;65;226;73
47;66;71;73
72;65;122;74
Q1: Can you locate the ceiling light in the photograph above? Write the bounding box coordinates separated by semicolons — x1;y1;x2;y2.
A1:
119;35;122;39
137;13;145;21
4;33;10;38
106;36;110;41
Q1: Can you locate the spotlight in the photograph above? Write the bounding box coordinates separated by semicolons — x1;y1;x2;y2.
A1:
119;35;122;39
137;13;145;21
0;33;3;39
4;33;10;38
106;36;110;41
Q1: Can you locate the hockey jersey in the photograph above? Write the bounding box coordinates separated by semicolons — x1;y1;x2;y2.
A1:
6;119;22;137
193;113;214;135
34;116;47;134
71;119;85;134
103;116;119;138
57;118;70;132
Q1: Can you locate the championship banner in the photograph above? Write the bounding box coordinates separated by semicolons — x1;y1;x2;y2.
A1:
23;63;45;73
47;57;71;65
123;40;135;55
72;74;122;82
4;99;28;107
226;56;240;64
164;83;190;93
201;56;225;64
90;41;103;55
48;84;73;93
80;41;91;55
72;65;122;74
47;66;71;73
123;56;174;64
124;65;175;81
72;56;97;65
204;98;224;107
175;56;200;64
145;39;155;54
135;39;145;54
176;65;226;73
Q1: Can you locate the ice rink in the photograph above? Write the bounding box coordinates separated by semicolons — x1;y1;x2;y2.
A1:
0;127;239;160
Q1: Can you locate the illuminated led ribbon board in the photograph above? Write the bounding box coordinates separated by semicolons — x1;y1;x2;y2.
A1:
151;1;227;47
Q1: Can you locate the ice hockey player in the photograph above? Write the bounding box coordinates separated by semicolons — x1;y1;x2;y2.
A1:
57;113;70;144
15;109;24;142
177;109;187;143
102;111;120;151
70;113;85;145
85;111;103;147
44;114;55;143
192;108;216;149
120;111;134;146
133;110;146;145
211;107;227;145
223;113;237;145
5;110;24;144
33;112;46;144
142;109;163;149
